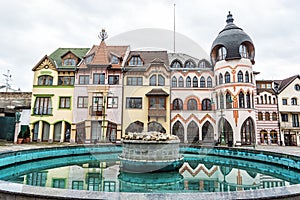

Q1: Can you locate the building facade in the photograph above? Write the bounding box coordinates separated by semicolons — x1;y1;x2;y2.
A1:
30;48;89;142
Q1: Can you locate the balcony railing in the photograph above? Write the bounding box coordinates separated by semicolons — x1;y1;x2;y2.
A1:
148;108;166;118
90;106;103;116
33;107;53;115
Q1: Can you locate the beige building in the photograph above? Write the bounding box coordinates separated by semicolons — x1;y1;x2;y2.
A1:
122;51;171;135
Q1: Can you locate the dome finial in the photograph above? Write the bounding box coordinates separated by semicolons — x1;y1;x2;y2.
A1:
226;11;234;24
98;29;108;41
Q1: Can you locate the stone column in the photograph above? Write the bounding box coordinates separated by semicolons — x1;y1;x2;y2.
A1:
48;124;54;143
60;121;66;142
37;121;43;142
14;122;20;144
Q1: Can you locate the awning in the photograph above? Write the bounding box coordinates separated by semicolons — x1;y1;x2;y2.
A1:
146;88;169;96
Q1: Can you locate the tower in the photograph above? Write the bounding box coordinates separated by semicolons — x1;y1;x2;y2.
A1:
211;12;256;146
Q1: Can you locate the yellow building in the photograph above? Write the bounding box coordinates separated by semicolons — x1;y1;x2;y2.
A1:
122;51;171;135
30;48;89;143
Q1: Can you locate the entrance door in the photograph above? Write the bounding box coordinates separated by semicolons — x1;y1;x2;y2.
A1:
284;133;297;146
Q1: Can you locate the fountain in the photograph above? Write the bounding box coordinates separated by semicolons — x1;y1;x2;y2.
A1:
119;132;184;172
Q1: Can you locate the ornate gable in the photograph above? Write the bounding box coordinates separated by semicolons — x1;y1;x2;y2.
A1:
32;55;56;71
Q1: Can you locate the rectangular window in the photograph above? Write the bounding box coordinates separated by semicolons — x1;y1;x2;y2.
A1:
149;97;166;109
126;97;142;109
281;114;288;122
107;97;118;108
58;76;75;86
292;114;299;127
59;97;70;108
79;75;89;85
78;96;88;108
72;181;84;190
52;179;65;189
127;77;143;86
87;174;101;191
26;172;47;186
108;75;119;85
92;96;103;112
34;97;52;115
282;99;287;105
93;73;105;84
104;181;116;192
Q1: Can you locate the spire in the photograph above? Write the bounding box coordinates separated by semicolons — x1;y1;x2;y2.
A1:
226;11;234;24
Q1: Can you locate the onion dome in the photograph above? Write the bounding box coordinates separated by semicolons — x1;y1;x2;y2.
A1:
211;12;255;65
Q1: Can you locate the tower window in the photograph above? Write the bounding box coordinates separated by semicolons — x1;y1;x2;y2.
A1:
171;60;182;68
217;47;227;61
225;72;231;83
239;44;249;58
237;71;243;82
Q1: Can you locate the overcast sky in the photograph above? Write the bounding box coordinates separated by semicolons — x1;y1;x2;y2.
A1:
0;0;299;92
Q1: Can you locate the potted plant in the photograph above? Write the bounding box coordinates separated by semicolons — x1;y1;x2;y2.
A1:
17;131;23;144
23;127;30;143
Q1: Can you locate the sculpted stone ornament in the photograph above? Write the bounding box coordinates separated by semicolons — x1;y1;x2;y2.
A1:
123;131;179;141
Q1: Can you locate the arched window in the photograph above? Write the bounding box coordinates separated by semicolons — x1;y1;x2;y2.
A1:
270;130;278;144
38;75;53;86
172;121;184;143
186;76;191;88
268;96;271;104
172;77;177;88
158;75;165;86
202;99;212;111
264;94;267;104
291;97;298;105
225;72;230;83
260;96;264;104
241;118;255;145
187;121;199;143
239;44;249;58
245;71;249;83
250;73;253;83
273;97;277;104
187;99;198;110
246;92;251;108
148;121;166;133
220;94;224;109
185;60;195;68
129;56;143;66
260;130;268;144
265;112;270;121
226;92;232;109
215;76;218;86
272;112;278;121
217;46;227;61
173;99;183;110
171;60;182;68
193;76;198;87
239;92;245;108
200;76;206;88
207;77;212;88
237;71;243;82
178;76;184;87
256;97;259;104
219;74;223;85
258;112;263;120
150;75;156;86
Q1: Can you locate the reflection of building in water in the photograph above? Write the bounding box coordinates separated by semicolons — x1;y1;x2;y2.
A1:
179;162;262;192
20;161;291;192
23;161;119;192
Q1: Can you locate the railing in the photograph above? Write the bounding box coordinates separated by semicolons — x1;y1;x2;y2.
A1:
32;107;52;115
90;106;103;116
148;108;166;117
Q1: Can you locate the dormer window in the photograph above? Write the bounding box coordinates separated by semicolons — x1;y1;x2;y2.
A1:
85;54;94;64
171;60;182;68
239;44;249;58
63;58;76;66
185;60;195;68
199;61;206;68
111;55;119;64
217;46;227;61
129;56;143;66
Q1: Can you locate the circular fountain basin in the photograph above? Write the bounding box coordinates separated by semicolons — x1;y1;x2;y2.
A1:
0;145;299;199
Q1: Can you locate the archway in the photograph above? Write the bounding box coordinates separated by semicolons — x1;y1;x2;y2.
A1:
202;121;214;144
241;117;255;145
172;121;184;143
125;121;144;134
148;121;166;133
218;118;233;146
42;121;50;142
187;121;199;143
54;122;62;142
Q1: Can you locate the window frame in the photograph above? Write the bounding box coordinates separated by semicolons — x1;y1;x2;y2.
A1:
59;97;71;109
93;73;105;85
107;97;118;109
127;77;143;86
108;75;119;85
79;75;89;85
77;96;88;108
126;97;142;109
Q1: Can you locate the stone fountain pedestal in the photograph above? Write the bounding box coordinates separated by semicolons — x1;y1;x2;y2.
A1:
119;132;183;172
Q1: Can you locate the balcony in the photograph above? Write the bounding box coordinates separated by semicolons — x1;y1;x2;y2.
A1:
90;106;103;116
33;107;53;115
